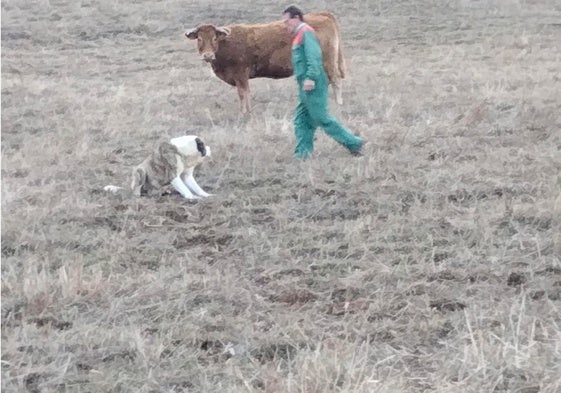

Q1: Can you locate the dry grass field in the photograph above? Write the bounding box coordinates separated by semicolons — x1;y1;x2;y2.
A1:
2;0;561;392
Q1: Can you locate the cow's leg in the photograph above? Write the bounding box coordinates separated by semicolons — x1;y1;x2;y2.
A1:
324;71;343;106
332;78;343;106
235;77;250;114
324;39;344;106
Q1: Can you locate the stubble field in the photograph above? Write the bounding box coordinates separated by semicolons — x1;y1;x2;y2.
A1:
2;0;561;392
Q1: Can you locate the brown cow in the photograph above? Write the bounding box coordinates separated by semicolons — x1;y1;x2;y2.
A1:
185;12;346;113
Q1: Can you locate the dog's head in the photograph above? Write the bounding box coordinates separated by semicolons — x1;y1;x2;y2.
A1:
170;135;211;158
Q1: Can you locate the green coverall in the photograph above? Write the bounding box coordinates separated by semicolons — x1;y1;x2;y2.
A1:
291;23;363;159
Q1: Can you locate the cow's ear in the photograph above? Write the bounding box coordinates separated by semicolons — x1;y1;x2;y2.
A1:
185;28;199;40
216;27;231;38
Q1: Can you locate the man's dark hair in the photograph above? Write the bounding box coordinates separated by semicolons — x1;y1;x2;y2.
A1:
283;5;304;21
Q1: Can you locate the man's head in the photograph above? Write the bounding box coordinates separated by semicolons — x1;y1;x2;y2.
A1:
282;5;304;33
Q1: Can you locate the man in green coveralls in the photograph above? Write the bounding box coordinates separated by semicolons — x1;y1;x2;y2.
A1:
282;5;364;159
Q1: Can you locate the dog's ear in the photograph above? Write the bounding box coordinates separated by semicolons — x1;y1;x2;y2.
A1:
131;167;146;197
195;137;207;156
158;142;179;167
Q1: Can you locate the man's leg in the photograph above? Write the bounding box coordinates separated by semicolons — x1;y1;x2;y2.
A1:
293;100;316;159
305;78;363;152
320;113;363;152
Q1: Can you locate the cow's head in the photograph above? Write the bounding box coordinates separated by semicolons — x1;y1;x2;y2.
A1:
185;24;231;62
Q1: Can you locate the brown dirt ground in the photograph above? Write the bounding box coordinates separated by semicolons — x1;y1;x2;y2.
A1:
2;0;561;392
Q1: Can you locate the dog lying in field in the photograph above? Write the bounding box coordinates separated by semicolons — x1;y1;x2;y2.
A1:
104;135;212;200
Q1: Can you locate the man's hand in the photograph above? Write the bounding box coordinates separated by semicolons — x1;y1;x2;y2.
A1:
303;79;315;91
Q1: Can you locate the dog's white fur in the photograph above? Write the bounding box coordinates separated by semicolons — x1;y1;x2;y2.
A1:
104;135;212;200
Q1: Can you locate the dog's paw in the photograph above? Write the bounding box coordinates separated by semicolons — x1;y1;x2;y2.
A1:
104;185;123;193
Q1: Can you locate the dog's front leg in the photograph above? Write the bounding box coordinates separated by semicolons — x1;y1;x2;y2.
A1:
171;176;199;200
183;174;212;197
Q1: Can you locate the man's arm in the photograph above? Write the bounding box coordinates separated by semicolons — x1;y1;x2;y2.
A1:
302;29;323;83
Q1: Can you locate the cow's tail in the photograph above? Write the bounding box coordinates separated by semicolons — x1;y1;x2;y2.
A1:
321;11;346;79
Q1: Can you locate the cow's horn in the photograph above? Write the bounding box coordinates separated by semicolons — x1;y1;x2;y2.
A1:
185;27;199;39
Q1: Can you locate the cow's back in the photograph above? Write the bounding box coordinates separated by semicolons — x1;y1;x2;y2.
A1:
306;12;343;80
216;12;343;81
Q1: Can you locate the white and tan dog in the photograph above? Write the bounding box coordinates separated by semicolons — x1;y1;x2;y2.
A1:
104;135;212;200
